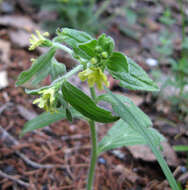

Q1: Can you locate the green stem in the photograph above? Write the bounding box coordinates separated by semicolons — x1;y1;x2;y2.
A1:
87;120;97;190
87;87;98;190
90;87;97;103
52;65;83;85
178;0;185;43
53;42;73;55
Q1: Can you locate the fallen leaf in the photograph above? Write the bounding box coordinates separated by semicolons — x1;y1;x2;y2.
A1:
128;141;179;166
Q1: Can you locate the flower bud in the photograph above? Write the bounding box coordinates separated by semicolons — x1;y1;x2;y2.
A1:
95;46;102;53
101;51;108;59
91;57;97;64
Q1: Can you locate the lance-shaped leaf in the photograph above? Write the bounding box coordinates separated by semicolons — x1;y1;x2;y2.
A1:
62;81;119;123
16;47;56;86
104;87;179;190
20;107;84;136
107;55;159;91
98;119;165;154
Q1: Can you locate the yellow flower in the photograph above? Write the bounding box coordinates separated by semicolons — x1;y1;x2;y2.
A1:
33;88;56;112
29;30;50;51
78;68;109;90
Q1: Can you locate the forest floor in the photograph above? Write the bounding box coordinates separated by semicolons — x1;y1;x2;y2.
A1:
0;0;188;189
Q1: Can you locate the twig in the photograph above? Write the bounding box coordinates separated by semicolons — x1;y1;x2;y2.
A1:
0;126;89;170
0;170;30;188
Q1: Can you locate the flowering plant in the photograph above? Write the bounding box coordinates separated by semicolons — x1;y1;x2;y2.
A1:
17;28;179;190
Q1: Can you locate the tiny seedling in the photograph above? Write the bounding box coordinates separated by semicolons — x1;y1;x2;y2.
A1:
17;28;179;190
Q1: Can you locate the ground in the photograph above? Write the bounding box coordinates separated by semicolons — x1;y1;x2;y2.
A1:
0;0;188;189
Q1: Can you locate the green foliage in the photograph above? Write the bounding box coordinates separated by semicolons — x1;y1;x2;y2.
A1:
173;145;188;152
30;0;112;34
98;119;164;154
108;56;159;91
16;47;56;86
159;8;175;26
62;81;119;123
16;27;179;190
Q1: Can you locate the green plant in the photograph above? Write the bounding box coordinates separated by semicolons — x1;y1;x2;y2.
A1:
16;28;179;190
30;0;113;34
153;0;188;116
159;8;175;26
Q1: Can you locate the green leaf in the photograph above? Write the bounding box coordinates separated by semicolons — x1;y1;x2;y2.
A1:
16;47;56;86
50;58;66;81
108;56;159;91
107;52;128;73
98;119;165;154
66;108;73;122
20;107;84;136
79;39;97;57
98;33;114;55
173;145;188;152
62;81;119;123
60;28;93;45
31;60;51;85
58;28;93;59
97;93;152;128
104;87;179;190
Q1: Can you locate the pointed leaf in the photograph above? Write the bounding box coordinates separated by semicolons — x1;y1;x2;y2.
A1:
104;87;179;190
16;47;56;86
20;108;84;136
107;52;128;73
108;56;159;91
62;81;119;123
58;28;93;59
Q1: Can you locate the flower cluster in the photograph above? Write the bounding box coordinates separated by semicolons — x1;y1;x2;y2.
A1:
78;34;114;90
33;87;56;112
78;67;109;90
29;30;51;51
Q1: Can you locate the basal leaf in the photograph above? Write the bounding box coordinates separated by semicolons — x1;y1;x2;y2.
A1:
108;56;159;91
62;81;119;123
16;47;56;86
98;119;165;154
104;87;179;190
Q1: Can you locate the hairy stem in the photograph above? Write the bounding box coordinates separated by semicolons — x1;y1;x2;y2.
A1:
52;65;83;85
53;42;73;55
87;87;98;190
